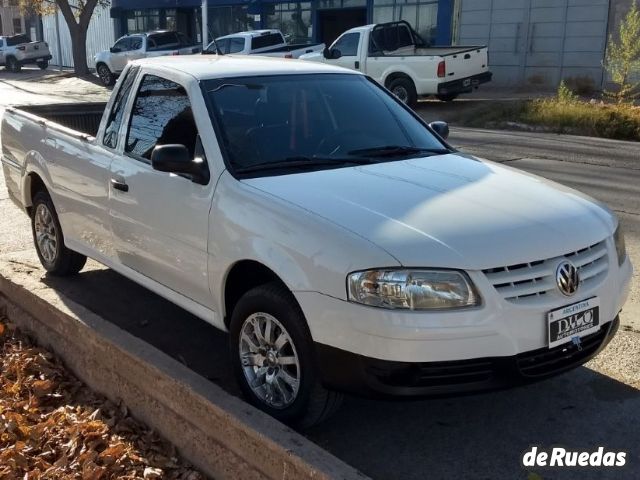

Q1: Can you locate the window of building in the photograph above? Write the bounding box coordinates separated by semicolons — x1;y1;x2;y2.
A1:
207;6;252;40
372;0;439;45
264;2;312;44
103;66;139;149
127;9;161;34
165;9;177;32
13;18;22;34
126;75;198;161
0;15;3;36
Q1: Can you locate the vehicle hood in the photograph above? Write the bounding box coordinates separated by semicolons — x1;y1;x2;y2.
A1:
243;154;615;270
298;51;324;62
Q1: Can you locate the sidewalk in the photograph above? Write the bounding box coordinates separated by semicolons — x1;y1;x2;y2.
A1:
0;67;110;106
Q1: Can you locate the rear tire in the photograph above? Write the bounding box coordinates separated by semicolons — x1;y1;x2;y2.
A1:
229;282;343;428
96;63;115;86
388;76;418;108
31;190;87;276
37;60;49;70
6;57;21;73
436;93;458;102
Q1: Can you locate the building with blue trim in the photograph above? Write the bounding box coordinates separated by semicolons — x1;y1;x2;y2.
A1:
110;0;455;47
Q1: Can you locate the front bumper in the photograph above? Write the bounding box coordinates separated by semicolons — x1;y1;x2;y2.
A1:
316;317;619;397
437;71;493;95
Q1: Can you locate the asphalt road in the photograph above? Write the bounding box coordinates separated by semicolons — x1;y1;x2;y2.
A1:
1;73;639;479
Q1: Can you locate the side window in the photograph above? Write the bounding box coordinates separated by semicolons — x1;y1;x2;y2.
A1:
103;66;139;149
113;37;130;52
332;33;360;57
228;37;244;54
130;37;142;50
125;75;198;161
217;39;230;54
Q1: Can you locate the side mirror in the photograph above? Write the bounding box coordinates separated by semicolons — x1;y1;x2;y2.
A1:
151;144;209;185
322;47;330;59
110;47;121;53
429;121;449;140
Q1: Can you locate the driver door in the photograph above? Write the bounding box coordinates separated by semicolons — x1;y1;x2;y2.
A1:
108;73;215;308
327;32;361;71
110;37;131;73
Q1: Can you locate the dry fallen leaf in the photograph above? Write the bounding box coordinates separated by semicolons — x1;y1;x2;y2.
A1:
0;322;207;479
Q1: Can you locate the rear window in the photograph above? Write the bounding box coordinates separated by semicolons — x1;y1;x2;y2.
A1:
370;25;414;52
147;32;180;51
251;33;284;50
7;35;31;46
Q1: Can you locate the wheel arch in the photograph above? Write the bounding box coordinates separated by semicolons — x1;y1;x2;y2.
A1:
222;259;303;329
383;70;415;89
22;170;49;216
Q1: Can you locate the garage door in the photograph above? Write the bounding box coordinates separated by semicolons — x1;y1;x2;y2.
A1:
456;0;609;88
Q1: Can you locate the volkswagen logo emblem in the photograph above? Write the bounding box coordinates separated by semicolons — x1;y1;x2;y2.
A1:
556;260;580;296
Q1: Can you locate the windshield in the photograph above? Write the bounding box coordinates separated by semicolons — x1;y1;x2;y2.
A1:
203;74;450;176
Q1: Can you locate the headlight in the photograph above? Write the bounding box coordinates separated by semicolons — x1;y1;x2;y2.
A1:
614;224;626;266
347;269;480;310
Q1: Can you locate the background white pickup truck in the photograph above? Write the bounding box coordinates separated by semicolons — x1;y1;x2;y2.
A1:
300;21;492;106
94;31;201;86
203;29;324;59
0;34;52;72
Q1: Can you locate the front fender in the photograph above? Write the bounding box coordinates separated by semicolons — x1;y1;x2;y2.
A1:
208;172;400;317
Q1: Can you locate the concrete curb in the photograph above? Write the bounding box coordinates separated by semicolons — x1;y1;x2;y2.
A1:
0;261;367;480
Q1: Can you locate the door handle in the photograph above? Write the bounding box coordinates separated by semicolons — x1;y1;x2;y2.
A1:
110;178;129;192
355;60;360;69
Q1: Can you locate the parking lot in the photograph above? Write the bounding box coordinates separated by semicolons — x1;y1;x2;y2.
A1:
1;72;639;479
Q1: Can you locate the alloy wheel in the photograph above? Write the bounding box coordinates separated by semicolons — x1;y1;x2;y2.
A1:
34;203;58;264
239;312;301;409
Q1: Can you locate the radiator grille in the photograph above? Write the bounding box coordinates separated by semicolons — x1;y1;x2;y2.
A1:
483;240;609;305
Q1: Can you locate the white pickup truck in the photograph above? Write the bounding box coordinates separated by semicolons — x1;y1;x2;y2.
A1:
300;21;492;106
203;29;324;59
94;31;201;86
1;56;631;427
0;34;52;72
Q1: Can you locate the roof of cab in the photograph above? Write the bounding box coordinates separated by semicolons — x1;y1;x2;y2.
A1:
131;54;361;80
217;29;280;39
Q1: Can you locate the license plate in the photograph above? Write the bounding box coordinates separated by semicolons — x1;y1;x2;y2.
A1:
547;297;600;349
463;79;471;87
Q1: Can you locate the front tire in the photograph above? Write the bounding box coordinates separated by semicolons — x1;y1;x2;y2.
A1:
6;57;21;73
229;282;342;428
388;76;418;108
31;191;87;276
96;63;115;86
37;60;49;70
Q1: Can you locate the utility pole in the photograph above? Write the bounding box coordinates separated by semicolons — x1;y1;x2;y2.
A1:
202;0;208;50
54;3;63;71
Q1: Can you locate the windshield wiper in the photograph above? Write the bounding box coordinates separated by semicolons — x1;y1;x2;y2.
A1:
235;156;379;174
348;145;450;158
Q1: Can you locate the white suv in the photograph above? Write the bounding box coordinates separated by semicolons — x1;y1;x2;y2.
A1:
0;34;51;72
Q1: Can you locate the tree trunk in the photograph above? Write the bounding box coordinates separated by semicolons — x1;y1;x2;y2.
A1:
56;0;99;76
69;26;89;75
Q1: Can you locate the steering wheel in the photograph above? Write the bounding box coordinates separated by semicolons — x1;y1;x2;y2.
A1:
314;129;371;157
